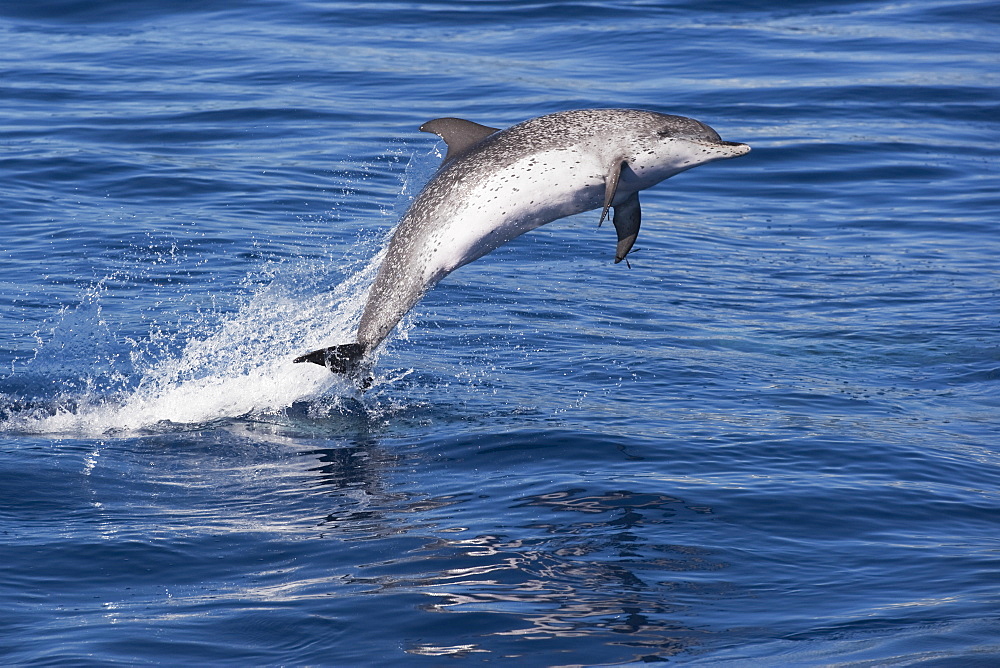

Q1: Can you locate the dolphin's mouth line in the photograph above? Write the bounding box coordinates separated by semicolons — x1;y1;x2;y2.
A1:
684;140;750;155
687;140;750;150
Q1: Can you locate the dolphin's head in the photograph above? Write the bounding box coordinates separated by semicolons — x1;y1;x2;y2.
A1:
620;111;750;189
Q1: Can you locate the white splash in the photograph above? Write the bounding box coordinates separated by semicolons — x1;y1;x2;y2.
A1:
8;247;388;437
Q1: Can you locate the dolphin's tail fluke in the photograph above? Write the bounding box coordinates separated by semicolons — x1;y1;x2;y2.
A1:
294;343;367;374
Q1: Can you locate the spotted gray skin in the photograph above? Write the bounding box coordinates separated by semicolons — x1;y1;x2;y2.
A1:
295;108;750;374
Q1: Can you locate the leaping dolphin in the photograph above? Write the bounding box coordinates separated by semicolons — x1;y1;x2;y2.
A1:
295;108;750;375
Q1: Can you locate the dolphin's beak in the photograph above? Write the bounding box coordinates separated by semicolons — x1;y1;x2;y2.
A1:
720;141;751;157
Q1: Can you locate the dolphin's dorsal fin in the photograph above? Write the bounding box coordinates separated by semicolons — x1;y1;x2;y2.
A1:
612;192;641;264
420;117;500;163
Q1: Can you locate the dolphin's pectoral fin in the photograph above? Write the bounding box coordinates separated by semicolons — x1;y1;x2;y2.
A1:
294;342;366;374
612;192;641;265
419;118;500;163
600;158;627;226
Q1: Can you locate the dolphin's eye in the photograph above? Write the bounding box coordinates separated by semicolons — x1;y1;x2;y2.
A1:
657;130;674;138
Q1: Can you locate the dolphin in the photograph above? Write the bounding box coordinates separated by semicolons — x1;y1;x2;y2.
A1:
295;108;749;375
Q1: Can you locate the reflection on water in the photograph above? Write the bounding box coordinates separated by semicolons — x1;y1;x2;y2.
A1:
409;489;721;660
298;442;730;663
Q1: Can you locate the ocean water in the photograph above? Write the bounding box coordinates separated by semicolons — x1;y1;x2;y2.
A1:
1;0;998;664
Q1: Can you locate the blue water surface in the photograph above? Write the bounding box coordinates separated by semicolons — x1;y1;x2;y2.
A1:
2;0;999;665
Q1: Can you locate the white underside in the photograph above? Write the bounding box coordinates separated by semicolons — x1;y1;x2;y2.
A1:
424;149;611;283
